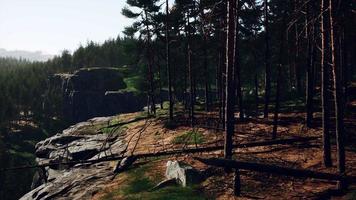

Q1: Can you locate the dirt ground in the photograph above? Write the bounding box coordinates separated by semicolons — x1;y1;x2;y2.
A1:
93;106;356;200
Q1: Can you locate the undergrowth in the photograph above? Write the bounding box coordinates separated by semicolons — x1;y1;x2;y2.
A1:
172;130;205;145
102;162;207;200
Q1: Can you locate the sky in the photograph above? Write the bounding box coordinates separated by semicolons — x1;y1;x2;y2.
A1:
0;0;134;55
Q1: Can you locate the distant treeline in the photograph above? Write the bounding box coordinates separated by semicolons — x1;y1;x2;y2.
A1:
0;37;141;131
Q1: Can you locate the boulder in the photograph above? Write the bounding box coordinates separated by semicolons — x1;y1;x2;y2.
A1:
165;161;202;187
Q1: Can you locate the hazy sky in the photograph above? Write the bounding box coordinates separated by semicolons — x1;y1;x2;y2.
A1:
0;0;134;55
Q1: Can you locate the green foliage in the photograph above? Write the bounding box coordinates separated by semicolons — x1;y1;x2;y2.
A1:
345;190;356;200
100;120;128;135
0;123;50;200
102;162;207;200
172;130;205;145
123;76;145;92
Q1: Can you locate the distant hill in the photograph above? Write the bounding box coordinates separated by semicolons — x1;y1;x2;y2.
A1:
0;48;54;62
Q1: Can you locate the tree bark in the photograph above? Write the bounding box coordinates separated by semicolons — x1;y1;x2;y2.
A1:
156;56;163;109
144;10;156;115
272;3;286;139
224;0;236;159
183;30;188;111
219;10;227;129
234;2;243;120
200;2;210;112
305;1;316;128
217;45;223;123
294;0;303;97
320;0;332;167
329;0;346;189
255;73;259;117
187;10;194;127
263;0;271;119
166;0;173;120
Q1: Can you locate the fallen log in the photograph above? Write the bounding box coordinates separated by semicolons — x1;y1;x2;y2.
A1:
0;136;318;172
136;136;319;158
194;157;356;183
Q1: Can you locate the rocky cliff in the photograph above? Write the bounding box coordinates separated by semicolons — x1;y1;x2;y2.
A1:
20;115;128;200
51;68;145;123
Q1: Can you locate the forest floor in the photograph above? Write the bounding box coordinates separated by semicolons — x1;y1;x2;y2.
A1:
89;98;356;200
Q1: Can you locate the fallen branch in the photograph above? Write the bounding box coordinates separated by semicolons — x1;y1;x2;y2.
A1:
0;136;318;172
136;136;319;158
194;157;356;183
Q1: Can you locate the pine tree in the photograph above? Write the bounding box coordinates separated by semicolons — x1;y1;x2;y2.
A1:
224;0;236;159
166;0;173;121
320;0;332;167
122;0;161;115
263;0;271;118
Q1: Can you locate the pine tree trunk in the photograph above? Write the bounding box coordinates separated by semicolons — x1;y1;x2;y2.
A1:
234;3;243;120
287;36;295;93
263;0;271;119
145;10;156;115
306;1;316;128
329;0;346;189
187;10;194;127
255;73;259;117
219;13;227;129
320;0;332;167
166;0;173;120
272;3;286;140
198;1;210;112
224;0;236;159
156;57;163;109
293;0;303;97
217;47;223;123
184;36;188;110
203;45;209;112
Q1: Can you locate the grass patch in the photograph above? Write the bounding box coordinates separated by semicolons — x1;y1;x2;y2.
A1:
101;125;128;135
123;76;141;92
102;162;207;200
172;130;204;145
345;190;356;199
133;111;153;121
99;118;122;134
155;102;169;117
125;185;206;200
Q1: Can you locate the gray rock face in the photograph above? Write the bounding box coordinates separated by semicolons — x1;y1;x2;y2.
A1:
165;161;202;187
22;164;113;200
21;116;127;200
51;67;145;123
113;155;137;173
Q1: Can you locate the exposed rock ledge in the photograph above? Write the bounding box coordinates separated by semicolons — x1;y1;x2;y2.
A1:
20;116;127;200
48;67;146;123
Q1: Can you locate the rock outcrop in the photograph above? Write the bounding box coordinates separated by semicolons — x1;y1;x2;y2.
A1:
21;116;127;200
165;160;202;187
51;68;145;123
